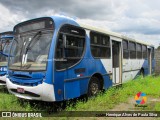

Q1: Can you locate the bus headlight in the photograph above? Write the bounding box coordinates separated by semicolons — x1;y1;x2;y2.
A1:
3;67;7;71
0;67;7;71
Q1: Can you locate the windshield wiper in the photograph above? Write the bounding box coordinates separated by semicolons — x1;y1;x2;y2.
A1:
20;31;42;69
24;31;42;55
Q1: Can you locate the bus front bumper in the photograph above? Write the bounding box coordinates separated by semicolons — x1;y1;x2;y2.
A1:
0;75;6;85
6;78;55;102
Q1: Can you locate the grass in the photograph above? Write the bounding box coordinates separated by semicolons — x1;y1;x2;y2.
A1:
66;75;160;111
0;75;160;118
0;88;32;111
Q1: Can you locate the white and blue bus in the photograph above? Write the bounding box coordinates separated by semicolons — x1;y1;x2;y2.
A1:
6;16;155;101
0;31;13;85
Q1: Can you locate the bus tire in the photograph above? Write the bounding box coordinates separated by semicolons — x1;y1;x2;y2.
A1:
140;68;144;77
88;77;100;97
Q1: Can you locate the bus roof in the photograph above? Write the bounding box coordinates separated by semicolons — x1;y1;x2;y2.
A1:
52;15;153;47
77;22;154;47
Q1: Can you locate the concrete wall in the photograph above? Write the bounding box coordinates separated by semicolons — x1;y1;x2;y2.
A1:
155;49;160;75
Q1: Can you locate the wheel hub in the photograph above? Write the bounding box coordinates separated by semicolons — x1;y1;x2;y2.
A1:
90;83;99;95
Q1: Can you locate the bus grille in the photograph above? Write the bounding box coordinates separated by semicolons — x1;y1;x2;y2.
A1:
10;78;43;87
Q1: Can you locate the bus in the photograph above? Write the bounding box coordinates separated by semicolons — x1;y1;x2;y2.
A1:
0;31;13;85
6;16;155;101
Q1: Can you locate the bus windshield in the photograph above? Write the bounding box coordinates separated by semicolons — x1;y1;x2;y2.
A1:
0;38;12;67
2;38;13;54
8;18;54;71
9;31;53;71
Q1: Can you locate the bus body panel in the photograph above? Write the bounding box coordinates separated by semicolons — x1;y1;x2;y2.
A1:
143;60;149;75
122;59;148;83
54;28;112;100
62;59;112;100
6;78;55;101
8;71;45;86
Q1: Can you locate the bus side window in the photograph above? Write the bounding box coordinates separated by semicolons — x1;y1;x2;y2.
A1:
129;42;136;59
55;25;85;70
90;31;110;59
137;43;142;59
123;40;129;59
65;35;84;58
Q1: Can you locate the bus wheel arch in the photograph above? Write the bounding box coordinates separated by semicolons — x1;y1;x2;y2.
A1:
87;73;104;97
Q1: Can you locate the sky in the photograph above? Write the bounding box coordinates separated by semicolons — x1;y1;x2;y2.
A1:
0;0;160;48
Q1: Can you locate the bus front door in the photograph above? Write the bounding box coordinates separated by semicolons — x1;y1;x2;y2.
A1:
112;41;122;85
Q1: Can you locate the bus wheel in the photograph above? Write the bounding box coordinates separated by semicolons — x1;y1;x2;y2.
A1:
140;69;144;77
88;77;100;97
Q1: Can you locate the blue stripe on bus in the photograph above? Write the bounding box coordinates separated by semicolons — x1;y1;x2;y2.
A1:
0;71;6;76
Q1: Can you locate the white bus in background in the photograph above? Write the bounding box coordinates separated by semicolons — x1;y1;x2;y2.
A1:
121;36;155;83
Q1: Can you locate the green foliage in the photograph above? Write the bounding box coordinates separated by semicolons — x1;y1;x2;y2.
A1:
66;75;160;111
0;75;160;112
